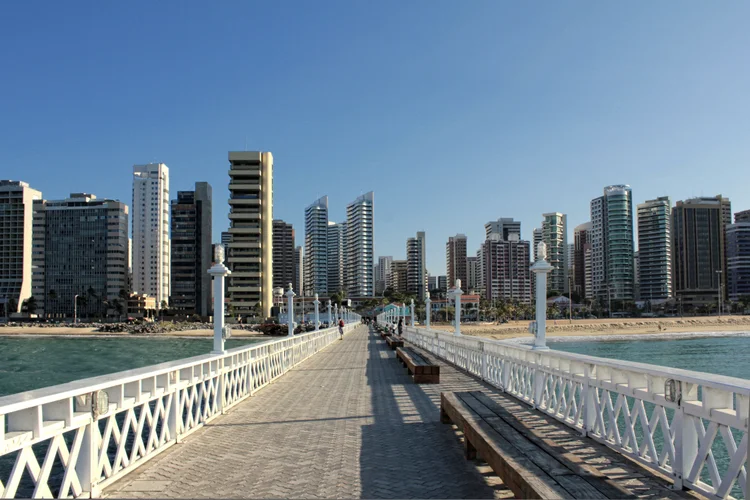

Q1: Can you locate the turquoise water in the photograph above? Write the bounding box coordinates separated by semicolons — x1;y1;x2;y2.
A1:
0;336;264;397
552;335;750;380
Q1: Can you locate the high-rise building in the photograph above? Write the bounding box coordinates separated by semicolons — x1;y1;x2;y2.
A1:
32;193;128;318
427;275;438;292
633;251;640;300
727;211;750;302
485;218;522;240
375;256;392;294
0;181;42;315
476;246;485;296
673;196;730;307
407;231;427;300
532;228;543;261
132;163;170;307
446;234;467;289
344;192;374;297
437;275;447;291
272;220;295;291
541;213;568;294
170;183;212;316
388;260;408;293
327;221;345;295
590;185;635;303
637;197;672;301
295;246;304;295
567;243;575;280
573;222;593;299
226;151;273;318
483;233;531;303
466;256;480;293
221;232;232;246
304;196;328;296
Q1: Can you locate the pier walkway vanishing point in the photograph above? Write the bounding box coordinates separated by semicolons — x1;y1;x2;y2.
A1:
105;327;689;499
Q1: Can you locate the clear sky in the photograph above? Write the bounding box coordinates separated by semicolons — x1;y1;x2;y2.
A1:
1;2;748;276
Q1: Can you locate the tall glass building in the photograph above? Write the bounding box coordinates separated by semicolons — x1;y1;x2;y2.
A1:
590;185;635;303
637;197;672;301
541;212;568;294
304;196;328;296
345;192;374;297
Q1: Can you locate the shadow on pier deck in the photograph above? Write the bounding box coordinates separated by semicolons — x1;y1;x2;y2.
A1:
105;327;694;499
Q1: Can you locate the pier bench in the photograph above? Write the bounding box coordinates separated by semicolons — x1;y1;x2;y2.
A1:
440;391;634;500
385;335;404;350
380;330;392;339
396;347;440;383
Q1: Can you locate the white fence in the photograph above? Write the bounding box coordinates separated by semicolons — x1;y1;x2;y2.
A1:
0;323;362;498
403;326;749;500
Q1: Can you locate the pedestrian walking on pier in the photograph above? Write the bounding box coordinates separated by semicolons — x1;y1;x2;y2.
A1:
397;318;403;337
338;318;345;339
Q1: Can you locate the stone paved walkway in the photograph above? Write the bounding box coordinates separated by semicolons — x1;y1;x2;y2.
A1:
106;327;691;499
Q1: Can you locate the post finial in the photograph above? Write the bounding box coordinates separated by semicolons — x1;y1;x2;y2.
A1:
214;244;225;264
455;279;461;289
537;241;547;261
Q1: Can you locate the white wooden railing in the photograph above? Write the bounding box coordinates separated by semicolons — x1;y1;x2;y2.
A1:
0;323;362;498
403;326;749;500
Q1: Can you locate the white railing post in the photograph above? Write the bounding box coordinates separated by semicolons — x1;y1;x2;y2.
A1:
425;292;431;330
327;300;332;328
313;294;320;331
209;245;231;354
480;342;487;381
410;299;415;327
582;363;596;437
76;418;99;497
286;284;296;337
674;384;699;491
533;354;545;408
531;242;553;351
454;279;463;336
169;378;182;443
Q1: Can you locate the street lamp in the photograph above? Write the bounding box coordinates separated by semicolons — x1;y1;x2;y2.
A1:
716;270;723;316
73;294;79;324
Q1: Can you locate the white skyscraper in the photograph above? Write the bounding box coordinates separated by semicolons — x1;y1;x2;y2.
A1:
304;196;328;296
407;231;427;300
327;221;345;295
0;181;42;315
132;163;170;306
345;191;374;297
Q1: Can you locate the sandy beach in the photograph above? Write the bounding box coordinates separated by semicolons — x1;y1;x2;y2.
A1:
426;316;750;341
0;326;268;339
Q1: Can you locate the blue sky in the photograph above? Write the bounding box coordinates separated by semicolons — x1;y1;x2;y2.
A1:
1;2;748;276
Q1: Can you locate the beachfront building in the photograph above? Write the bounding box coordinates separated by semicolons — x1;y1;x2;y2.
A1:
446;234;467;288
407;231;427;300
637;196;672;301
31;193;129;318
304;196;328;296
344;192;374;297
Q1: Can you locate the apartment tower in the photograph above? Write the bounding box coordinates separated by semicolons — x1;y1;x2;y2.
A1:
637;197;672;301
170;182;212;316
590;185;635;303
226;151;273;318
673;196;730;307
406;232;427;300
32;194;128;318
727;210;750;301
541;212;568;294
375;256;392;295
304;196;328;296
0;181;42;314
132;163;170;307
482;233;531;303
327;221;345;295
344;192;374;297
446;234;468;289
272;219;295;291
573;222;592;299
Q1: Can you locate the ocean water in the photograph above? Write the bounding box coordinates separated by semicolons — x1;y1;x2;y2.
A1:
551;335;750;380
0;336;265;397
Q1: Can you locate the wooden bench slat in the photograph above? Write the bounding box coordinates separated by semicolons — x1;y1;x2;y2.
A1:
466;391;635;499
455;393;574;477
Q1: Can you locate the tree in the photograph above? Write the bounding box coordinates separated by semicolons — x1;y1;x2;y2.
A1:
113;299;125;321
23;296;37;314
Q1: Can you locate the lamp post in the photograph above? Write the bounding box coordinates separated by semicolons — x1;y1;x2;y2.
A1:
334;303;339;324
208;245;232;354
313;294;320;330
531;242;553;350
327;300;332;327
453;279;463;336
73;294;79;325
716;270;723;316
425;292;431;330
410;299;415;327
286;283;296;337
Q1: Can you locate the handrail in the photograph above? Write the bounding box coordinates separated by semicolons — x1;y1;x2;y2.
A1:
403;326;749;500
0;323;364;498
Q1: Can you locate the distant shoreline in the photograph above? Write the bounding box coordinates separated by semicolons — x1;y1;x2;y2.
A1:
0;327;267;339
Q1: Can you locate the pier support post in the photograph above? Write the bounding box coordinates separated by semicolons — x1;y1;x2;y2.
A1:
286;284;296;337
425;292;431;330
209;245;231;354
453;279;463;336
313;294;320;331
531;242;553;351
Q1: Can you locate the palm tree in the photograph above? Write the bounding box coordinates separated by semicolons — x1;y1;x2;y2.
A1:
23;296;37;315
